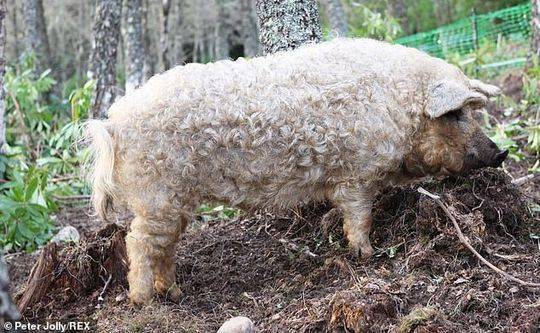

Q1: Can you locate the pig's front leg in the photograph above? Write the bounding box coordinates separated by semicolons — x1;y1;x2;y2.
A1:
330;188;375;259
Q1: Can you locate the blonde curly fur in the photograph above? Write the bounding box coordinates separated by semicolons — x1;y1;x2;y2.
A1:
84;120;117;221
85;38;501;304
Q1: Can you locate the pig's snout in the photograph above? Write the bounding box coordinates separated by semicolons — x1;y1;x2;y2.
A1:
463;135;508;172
488;149;509;167
483;137;508;168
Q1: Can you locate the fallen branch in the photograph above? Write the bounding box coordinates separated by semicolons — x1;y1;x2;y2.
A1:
417;187;540;288
511;174;537;186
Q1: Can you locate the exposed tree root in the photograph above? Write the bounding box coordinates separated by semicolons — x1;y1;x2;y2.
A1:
15;224;128;315
17;243;58;314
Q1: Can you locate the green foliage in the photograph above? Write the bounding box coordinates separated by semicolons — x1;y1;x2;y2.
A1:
0;166;56;252
69;80;95;122
4;53;57;148
487;119;525;162
484;59;540;173
348;4;401;41
196;204;238;222
38;122;85;175
0;54;93;252
528;122;540;155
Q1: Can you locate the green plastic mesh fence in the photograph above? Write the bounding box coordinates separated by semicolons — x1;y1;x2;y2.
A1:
396;3;532;70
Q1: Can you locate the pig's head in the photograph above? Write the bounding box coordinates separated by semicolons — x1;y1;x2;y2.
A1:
404;78;508;177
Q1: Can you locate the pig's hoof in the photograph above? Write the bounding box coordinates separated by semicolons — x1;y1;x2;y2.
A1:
361;247;375;260
164;284;183;303
349;246;360;259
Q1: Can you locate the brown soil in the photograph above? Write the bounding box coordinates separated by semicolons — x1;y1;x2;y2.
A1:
7;71;540;332
8;168;540;332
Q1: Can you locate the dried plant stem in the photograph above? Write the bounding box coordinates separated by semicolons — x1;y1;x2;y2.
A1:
418;187;540;288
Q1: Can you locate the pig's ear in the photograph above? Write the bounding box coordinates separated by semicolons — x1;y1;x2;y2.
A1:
469;79;502;97
426;80;487;118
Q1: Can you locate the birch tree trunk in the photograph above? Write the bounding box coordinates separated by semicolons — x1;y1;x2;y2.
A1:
8;0;19;60
22;0;50;73
255;0;322;55
214;0;231;60
321;0;348;37
124;0;145;93
533;0;540;58
0;0;6;154
76;0;87;84
171;0;184;65
88;0;122;119
142;0;154;79
160;0;171;70
241;0;260;57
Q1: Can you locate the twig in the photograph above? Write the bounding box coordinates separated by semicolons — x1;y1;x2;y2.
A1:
52;194;91;201
418;187;540;288
278;238;318;258
511;174;537;186
98;274;112;302
8;91;34;150
50;175;77;183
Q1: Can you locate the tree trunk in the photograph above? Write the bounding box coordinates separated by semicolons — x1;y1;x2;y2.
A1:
214;0;230;60
124;0;145;93
193;5;201;63
0;0;6;154
8;0;19;60
171;0;184;65
241;0;260;57
387;0;409;35
22;0;50;73
0;255;20;322
321;0;348;37
533;0;540;58
161;0;171;70
142;0;154;79
88;0;122;119
255;0;322;55
76;0;87;84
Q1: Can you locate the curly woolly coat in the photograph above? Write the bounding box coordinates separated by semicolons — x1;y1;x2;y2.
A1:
85;38;502;304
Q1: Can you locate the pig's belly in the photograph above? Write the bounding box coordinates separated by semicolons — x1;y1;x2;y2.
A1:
166;142;331;210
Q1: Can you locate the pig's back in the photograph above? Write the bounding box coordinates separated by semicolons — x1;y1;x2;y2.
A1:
107;38;436;124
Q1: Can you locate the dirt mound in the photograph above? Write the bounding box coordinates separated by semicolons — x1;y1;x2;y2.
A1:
16;168;540;332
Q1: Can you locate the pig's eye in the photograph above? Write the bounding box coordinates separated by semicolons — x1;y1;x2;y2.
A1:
443;109;463;122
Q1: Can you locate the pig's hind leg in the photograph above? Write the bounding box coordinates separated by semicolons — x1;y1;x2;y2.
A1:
126;197;192;305
330;188;375;259
152;214;190;302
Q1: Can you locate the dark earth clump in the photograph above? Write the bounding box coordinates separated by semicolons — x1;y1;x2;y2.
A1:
8;168;540;332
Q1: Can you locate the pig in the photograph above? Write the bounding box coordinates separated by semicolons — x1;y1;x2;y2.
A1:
85;38;508;305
